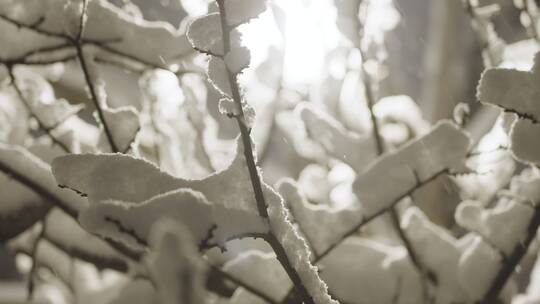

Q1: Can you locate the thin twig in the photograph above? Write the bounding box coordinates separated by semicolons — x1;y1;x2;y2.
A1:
314;169;448;262
215;1;267;218
280;168;448;304
6;66;72;153
213;1;315;303
1;5;267;300
1;3;119;152
0;160;79;218
73;1;118;153
76;0;89;42
0;13;71;40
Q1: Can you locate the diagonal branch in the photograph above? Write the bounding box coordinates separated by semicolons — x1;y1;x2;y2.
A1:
73;0;118;152
478;204;540;304
88;41;170;71
76;0;89;42
0;146;142;261
0;160;78;221
75;50;119;153
0;4;118;153
280;169;447;303
314;168;448;262
214;1;316;303
6;66;71;153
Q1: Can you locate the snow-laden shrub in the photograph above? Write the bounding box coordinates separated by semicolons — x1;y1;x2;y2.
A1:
0;0;540;304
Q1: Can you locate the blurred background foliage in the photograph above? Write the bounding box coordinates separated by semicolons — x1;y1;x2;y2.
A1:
43;0;525;228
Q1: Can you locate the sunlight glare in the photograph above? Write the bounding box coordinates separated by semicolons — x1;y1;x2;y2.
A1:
279;0;339;86
242;0;340;87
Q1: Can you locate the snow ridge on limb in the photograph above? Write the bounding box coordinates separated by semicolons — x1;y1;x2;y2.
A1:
353;121;471;217
311;121;471;264
52;141;259;213
266;184;338;304
53;144;336;303
478;51;540;164
478;52;540;121
78;188;268;251
52;142;269;250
